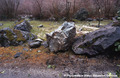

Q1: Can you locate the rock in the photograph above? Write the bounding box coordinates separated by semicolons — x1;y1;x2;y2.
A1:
48;17;56;21
14;20;32;32
112;17;120;26
0;23;3;26
29;39;43;48
41;41;48;48
20;31;37;41
72;25;120;56
112;21;120;26
29;41;41;48
96;18;104;21
74;8;88;21
79;28;83;31
37;25;44;28
30;49;32;51
0;28;36;47
23;48;29;52
35;38;43;42
14;52;22;58
46;21;76;52
37;50;41;53
86;18;93;21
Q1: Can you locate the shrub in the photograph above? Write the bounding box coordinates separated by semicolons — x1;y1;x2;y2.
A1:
74;8;89;21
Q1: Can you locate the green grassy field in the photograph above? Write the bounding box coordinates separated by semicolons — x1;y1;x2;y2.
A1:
0;20;112;39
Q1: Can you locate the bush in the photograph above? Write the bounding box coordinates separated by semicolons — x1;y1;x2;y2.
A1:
74;8;89;21
0;0;20;20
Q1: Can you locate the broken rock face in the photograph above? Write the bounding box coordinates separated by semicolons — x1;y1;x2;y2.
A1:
72;25;120;56
46;21;76;52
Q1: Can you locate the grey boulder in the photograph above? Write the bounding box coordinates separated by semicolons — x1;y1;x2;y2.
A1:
0;28;36;47
46;21;76;52
72;25;120;55
14;20;32;32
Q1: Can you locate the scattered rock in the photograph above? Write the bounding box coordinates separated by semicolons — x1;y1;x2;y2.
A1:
29;39;43;48
79;28;83;31
46;21;76;52
0;23;3;26
0;28;36;47
96;18;104;21
37;25;44;28
23;48;29;52
72;25;120;56
14;52;23;58
48;17;56;21
35;38;43;42
30;49;32;51
86;18;93;21
37;50;41;53
14;20;32;32
41;41;48;48
112;17;120;26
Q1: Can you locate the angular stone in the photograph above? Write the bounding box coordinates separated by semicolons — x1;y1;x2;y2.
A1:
14;52;23;58
72;25;120;55
46;21;76;52
14;20;32;32
29;39;43;48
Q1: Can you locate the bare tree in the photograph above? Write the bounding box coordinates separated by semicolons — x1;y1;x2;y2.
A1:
115;0;120;10
0;0;20;20
93;0;102;26
65;0;72;21
32;0;44;19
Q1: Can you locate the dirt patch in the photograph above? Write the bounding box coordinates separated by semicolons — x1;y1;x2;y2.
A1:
0;44;120;78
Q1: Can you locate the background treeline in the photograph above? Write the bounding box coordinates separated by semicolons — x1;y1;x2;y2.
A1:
0;0;120;20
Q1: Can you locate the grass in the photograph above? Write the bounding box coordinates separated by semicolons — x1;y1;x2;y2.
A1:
0;19;112;40
0;21;14;29
30;21;63;40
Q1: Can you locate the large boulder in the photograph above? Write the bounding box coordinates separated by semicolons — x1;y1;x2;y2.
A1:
14;20;32;32
46;22;76;52
74;8;89;21
72;25;120;55
0;28;36;47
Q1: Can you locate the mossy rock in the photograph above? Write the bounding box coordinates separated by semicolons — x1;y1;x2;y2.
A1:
5;30;15;41
13;29;26;42
14;20;24;26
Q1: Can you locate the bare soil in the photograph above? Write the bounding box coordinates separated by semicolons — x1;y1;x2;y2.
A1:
0;44;120;78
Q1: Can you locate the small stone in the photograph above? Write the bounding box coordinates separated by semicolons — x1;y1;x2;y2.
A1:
0;23;3;26
35;38;43;42
37;50;41;53
30;49;32;51
29;41;41;48
37;25;44;28
23;48;29;51
14;52;22;58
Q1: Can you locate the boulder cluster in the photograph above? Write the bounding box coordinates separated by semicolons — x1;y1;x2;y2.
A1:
46;21;120;56
1;19;120;56
0;20;36;47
